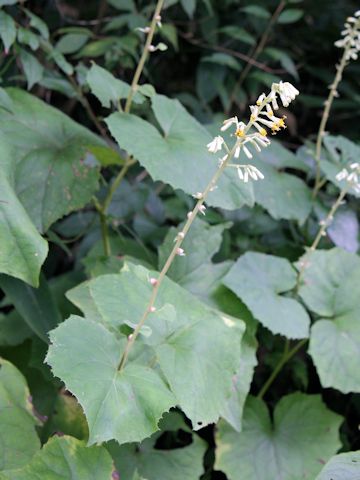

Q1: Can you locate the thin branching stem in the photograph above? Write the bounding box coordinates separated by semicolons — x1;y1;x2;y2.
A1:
312;45;352;198
257;338;307;399
124;0;165;113
296;187;347;291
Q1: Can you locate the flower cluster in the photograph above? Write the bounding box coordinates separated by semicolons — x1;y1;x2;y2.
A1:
335;10;360;61
206;81;299;183
336;162;360;193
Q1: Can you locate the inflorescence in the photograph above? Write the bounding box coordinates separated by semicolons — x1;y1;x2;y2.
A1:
335;10;360;61
206;81;299;184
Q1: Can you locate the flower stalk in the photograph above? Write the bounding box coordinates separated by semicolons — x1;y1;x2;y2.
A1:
118;81;299;371
313;10;360;198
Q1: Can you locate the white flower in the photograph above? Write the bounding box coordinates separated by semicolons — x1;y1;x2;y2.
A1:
207;136;224;153
136;26;151;33
221;116;239;131
272;81;299;107
236;165;264;182
199;205;206;215
335;168;349;181
243;145;253;159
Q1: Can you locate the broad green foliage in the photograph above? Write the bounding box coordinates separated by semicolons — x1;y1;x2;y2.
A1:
215;393;343;480
0;140;48;287
47;263;244;442
315;451;360;480
0;359;40;471
0;274;61;342
87;63;133;107
298;248;360;393
47;315;176;445
0;435;114;479
0;88;101;233
158;218;232;301
224;252;310;339
106;94;255;210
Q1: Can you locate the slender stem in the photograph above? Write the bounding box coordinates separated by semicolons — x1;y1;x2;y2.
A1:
102;158;136;214
296;187;347;291
118;145;237;370
118;95;274;371
92;196;112;256
226;0;286;115
124;0;164;113
67;75;111;143
312;45;351;198
258;339;307;399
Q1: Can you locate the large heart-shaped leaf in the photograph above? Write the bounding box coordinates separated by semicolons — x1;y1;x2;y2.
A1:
46;315;176;445
215;393;342;480
224;252;310;339
63;263;244;431
106;94;254;210
0;140;48;286
0;359;40;471
0;436;113;479
298;248;360;393
0;88;102;232
315;451;360;480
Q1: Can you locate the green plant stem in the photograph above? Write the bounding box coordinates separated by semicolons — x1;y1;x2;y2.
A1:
312;45;351;199
226;0;286;115
124;0;164;113
296;187;347;291
92;195;112;256
257;338;307;399
67;75;111;144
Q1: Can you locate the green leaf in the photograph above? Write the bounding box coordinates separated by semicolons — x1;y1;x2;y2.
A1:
0;87;13;111
0;273;62;343
251;156;311;223
19;49;44;90
65;263;244;429
220;26;255;45
278;8;304;24
108;432;206;480
0;11;16;54
0;140;48;287
46;315;176;445
87;63;132;108
0;311;32;346
180;0;196;18
315;451;360;480
224;252;310;339
106;94;254;210
298;248;360;393
0;0;18;5
215;393;342;480
17;27;40;50
23;9;49;39
0;88;102;233
0;359;40;471
55;33;89;54
1;436;113;479
158;218;232;302
87;145;126;166
240;5;270;19
202;53;241;71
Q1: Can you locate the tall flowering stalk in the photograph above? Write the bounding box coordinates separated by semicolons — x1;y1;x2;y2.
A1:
118;81;299;370
313;10;360;198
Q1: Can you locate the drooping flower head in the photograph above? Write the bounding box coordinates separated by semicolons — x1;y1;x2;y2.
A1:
335;10;360;61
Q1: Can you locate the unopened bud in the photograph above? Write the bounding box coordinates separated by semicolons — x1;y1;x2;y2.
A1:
149;306;156;313
176;247;185;256
187;211;193;219
193;192;203;199
148;45;156;52
150;277;157;286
